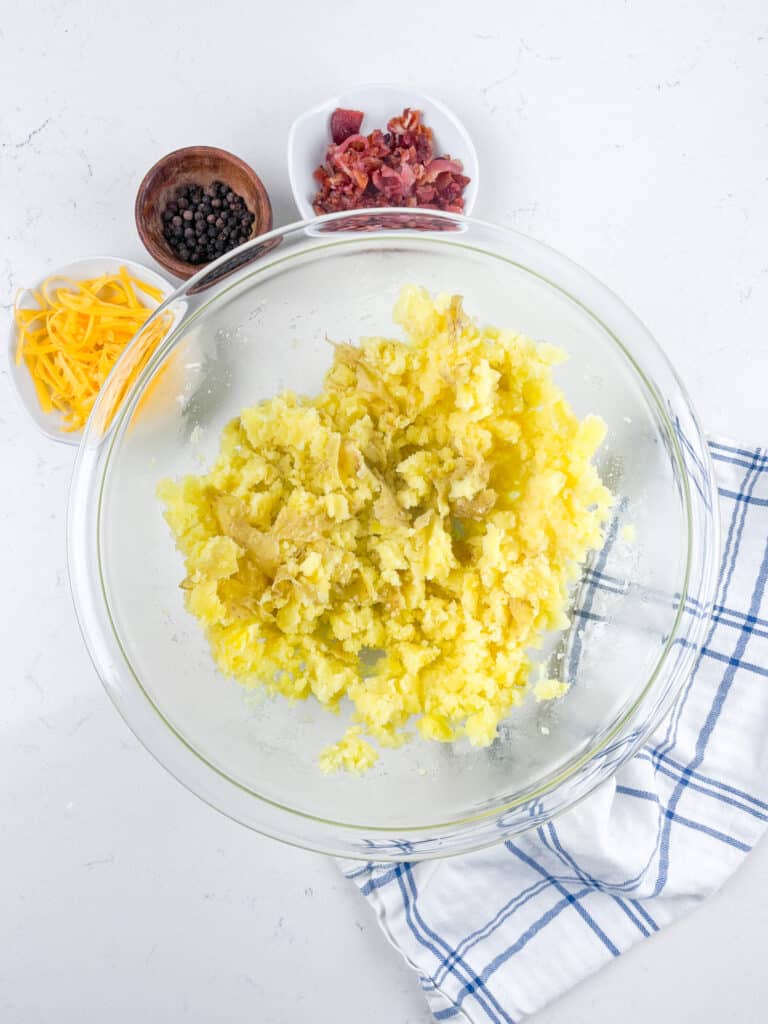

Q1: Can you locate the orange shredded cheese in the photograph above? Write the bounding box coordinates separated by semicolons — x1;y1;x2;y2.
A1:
14;267;171;433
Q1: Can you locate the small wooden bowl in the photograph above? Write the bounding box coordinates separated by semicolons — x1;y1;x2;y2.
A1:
135;146;273;284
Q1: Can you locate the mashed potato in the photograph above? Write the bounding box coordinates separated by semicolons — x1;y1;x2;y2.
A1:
159;286;612;773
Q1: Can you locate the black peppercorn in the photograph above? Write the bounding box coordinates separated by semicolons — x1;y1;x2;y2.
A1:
161;178;258;265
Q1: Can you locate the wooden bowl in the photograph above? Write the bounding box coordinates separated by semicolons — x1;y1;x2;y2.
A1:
135;146;273;285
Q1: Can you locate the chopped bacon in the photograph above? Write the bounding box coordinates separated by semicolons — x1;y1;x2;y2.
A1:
330;108;364;145
312;107;470;217
371;162;417;201
386;108;422;134
422;157;464;180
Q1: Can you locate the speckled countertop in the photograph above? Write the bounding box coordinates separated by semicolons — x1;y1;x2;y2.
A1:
2;2;767;1022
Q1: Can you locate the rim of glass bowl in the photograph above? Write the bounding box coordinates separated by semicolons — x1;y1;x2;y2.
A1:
67;209;720;860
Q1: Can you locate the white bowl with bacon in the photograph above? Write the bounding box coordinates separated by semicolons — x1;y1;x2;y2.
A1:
287;83;479;223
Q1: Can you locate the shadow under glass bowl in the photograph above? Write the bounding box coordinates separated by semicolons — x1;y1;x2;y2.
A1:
67;210;719;860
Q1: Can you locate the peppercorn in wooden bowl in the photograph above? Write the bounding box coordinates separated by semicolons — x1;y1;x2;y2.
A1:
135;146;273;284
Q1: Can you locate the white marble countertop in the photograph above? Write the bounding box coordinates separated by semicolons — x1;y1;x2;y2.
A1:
2;1;767;1021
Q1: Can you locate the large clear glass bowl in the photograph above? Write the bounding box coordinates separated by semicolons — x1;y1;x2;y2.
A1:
68;210;719;860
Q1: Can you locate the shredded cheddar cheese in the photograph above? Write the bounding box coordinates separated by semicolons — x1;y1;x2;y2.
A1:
14;267;170;433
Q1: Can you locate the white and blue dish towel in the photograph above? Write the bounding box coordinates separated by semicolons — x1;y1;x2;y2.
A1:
345;438;768;1023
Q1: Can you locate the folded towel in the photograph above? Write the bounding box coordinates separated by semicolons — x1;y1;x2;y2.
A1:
346;438;768;1023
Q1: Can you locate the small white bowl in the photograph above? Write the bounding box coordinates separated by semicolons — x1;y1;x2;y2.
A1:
7;256;173;445
287;83;479;222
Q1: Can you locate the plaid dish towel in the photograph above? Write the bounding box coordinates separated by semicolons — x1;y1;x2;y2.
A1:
345;438;768;1023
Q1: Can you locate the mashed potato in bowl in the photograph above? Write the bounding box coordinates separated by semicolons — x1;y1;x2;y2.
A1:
159;286;612;773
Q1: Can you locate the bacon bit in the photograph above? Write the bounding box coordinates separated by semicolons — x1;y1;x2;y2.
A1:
330;108;364;144
312;107;470;217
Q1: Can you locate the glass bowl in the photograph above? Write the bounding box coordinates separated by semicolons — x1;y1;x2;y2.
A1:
67;210;719;860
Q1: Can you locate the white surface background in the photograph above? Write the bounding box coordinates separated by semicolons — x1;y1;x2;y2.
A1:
2;1;767;1021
